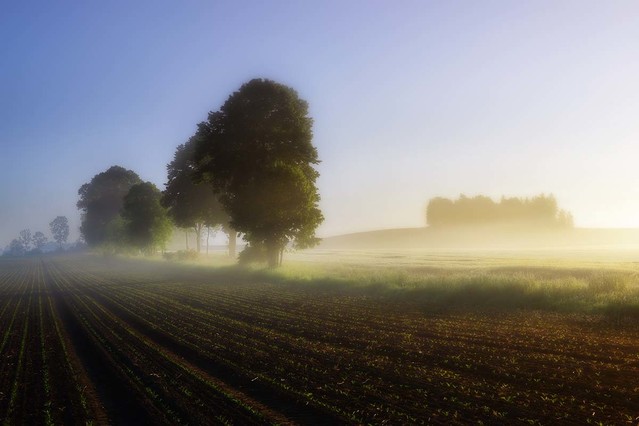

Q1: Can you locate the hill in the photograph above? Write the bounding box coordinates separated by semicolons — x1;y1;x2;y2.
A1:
319;226;639;250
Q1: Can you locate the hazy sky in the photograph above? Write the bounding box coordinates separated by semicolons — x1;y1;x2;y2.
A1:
1;1;639;247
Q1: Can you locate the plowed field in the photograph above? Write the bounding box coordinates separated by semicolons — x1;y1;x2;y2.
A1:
0;255;638;424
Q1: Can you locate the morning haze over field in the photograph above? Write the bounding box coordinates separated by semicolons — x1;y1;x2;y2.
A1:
3;2;639;425
1;1;639;248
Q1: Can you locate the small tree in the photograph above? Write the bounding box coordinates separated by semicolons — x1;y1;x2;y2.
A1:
122;182;173;254
32;231;48;251
194;79;323;267
49;216;70;249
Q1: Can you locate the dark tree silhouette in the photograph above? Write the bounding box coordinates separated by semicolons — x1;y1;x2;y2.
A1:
77;166;141;246
194;79;323;267
163;138;236;256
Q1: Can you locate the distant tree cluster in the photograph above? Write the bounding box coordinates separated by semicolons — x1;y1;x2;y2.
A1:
2;216;70;257
77;166;143;247
76;78;323;266
77;166;171;255
426;194;574;228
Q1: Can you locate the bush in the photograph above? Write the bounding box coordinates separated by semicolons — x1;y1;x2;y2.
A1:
238;244;267;265
163;250;199;262
178;250;199;261
162;252;176;261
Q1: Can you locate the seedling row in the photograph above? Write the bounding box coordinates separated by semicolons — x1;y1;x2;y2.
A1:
1;255;638;424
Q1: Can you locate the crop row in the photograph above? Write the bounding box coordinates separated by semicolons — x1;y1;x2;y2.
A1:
0;259;102;425
49;256;639;424
44;259;286;424
2;255;638;424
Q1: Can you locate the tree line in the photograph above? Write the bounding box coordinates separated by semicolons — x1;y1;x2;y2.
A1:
76;79;323;267
3;216;71;257
426;194;574;228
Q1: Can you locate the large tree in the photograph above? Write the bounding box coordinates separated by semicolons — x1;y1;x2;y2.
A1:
194;78;323;267
77;166;142;246
122;182;173;254
49;216;70;249
163;138;236;256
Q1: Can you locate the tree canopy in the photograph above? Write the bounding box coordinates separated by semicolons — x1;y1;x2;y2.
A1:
194;78;323;267
77;166;142;246
122;182;172;254
163;137;233;254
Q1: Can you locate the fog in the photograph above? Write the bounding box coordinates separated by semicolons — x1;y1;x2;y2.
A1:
2;2;639;253
318;226;639;252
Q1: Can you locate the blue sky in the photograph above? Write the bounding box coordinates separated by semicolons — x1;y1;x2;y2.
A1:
1;1;639;247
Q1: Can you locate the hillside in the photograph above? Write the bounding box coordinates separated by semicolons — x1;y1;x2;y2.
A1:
319;226;639;250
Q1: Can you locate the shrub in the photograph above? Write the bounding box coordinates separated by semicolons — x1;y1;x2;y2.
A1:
163;250;198;262
177;250;199;261
238;244;268;265
162;252;176;261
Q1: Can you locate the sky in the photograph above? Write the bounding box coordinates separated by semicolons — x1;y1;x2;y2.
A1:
1;1;639;247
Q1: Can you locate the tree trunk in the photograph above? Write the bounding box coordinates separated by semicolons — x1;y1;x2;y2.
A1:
228;231;237;258
279;247;284;266
194;224;202;253
206;227;210;255
267;245;279;268
266;240;282;268
185;230;189;250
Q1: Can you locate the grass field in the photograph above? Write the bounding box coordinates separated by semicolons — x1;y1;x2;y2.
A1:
1;251;638;424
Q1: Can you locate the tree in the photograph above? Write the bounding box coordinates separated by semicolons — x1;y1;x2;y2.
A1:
122;182;173;254
426;197;454;227
77;166;141;246
194;78;323;267
18;229;32;252
163;138;236;256
32;231;48;251
49;216;70;249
